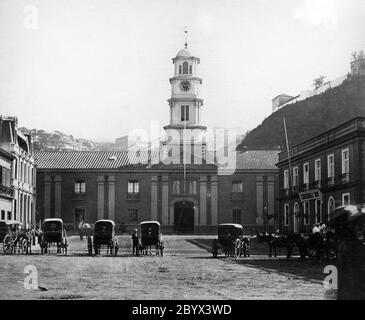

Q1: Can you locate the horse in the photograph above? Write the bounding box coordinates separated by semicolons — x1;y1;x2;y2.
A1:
294;231;337;260
79;222;93;240
257;232;295;258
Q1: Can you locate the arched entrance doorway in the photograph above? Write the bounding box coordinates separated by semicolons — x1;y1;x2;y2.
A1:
174;201;194;234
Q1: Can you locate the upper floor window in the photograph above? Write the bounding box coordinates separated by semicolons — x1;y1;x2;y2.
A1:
74;180;86;195
0;166;11;187
327;154;334;178
181;105;189;121
189;65;192;74
128;180;139;195
179;65;182;74
172;180;180;195
303;163;309;185
283;170;289;189
232;180;243;193
172;180;197;195
314;159;321;182
292;167;298;187
183;62;188;74
341;148;349;174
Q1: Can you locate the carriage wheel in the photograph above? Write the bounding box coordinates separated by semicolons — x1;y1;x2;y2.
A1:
87;236;93;256
21;238;29;255
3;235;13;255
235;240;241;259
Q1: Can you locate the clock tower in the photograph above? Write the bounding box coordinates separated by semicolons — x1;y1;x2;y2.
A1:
163;39;207;164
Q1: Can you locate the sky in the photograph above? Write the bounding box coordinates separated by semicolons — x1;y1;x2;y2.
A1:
0;0;365;141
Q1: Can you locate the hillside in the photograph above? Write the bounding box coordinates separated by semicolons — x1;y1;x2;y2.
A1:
238;76;365;150
19;128;97;152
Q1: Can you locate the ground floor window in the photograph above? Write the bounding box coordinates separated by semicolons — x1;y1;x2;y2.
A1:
232;208;241;224
303;201;310;225
342;193;350;206
315;199;321;224
328;196;335;220
284;204;289;226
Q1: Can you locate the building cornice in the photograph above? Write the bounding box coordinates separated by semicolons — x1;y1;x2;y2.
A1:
169;76;202;84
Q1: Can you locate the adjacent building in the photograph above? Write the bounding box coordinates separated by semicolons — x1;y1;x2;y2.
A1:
0;147;14;221
277;117;365;233
0;116;37;228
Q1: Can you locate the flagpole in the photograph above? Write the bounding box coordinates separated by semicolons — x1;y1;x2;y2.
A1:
283;117;294;195
184;113;186;194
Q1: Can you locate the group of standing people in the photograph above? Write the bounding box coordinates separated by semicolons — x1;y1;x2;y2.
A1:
311;222;326;235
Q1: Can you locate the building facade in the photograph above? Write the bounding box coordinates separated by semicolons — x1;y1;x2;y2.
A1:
0;148;14;221
0;116;37;228
277;117;365;233
35;45;279;234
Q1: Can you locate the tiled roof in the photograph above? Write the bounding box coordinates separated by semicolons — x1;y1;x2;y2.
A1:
235;150;279;170
35;151;159;170
35;149;279;171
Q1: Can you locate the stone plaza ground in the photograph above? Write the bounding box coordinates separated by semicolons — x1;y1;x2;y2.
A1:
0;235;336;300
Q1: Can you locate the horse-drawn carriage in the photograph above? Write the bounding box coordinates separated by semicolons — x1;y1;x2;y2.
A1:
87;219;118;255
1;220;32;255
39;218;68;254
213;223;250;258
139;221;164;256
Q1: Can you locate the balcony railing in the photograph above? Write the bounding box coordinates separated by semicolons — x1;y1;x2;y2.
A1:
340;173;350;184
231;192;244;201
282;188;290;197
0;184;14;198
127;192;140;200
301;183;310;191
311;180;322;189
73;192;86;199
326;176;335;187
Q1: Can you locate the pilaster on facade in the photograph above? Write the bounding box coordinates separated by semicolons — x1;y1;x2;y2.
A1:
151;176;158;221
256;175;264;226
108;175;116;221
97;176;105;220
211;175;218;225
161;176;169;225
44;175;52;219
199;176;207;225
54;175;62;218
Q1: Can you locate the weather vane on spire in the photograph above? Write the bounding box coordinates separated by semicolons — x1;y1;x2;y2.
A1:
184;26;188;49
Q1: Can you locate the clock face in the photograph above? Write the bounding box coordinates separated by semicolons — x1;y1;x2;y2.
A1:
180;80;191;92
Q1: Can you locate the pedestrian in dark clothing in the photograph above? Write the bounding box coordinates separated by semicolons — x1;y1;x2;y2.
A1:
132;229;139;256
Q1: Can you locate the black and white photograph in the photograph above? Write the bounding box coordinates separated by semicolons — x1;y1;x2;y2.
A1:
0;0;365;307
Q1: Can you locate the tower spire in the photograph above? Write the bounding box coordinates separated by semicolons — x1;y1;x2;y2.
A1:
184;26;188;49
